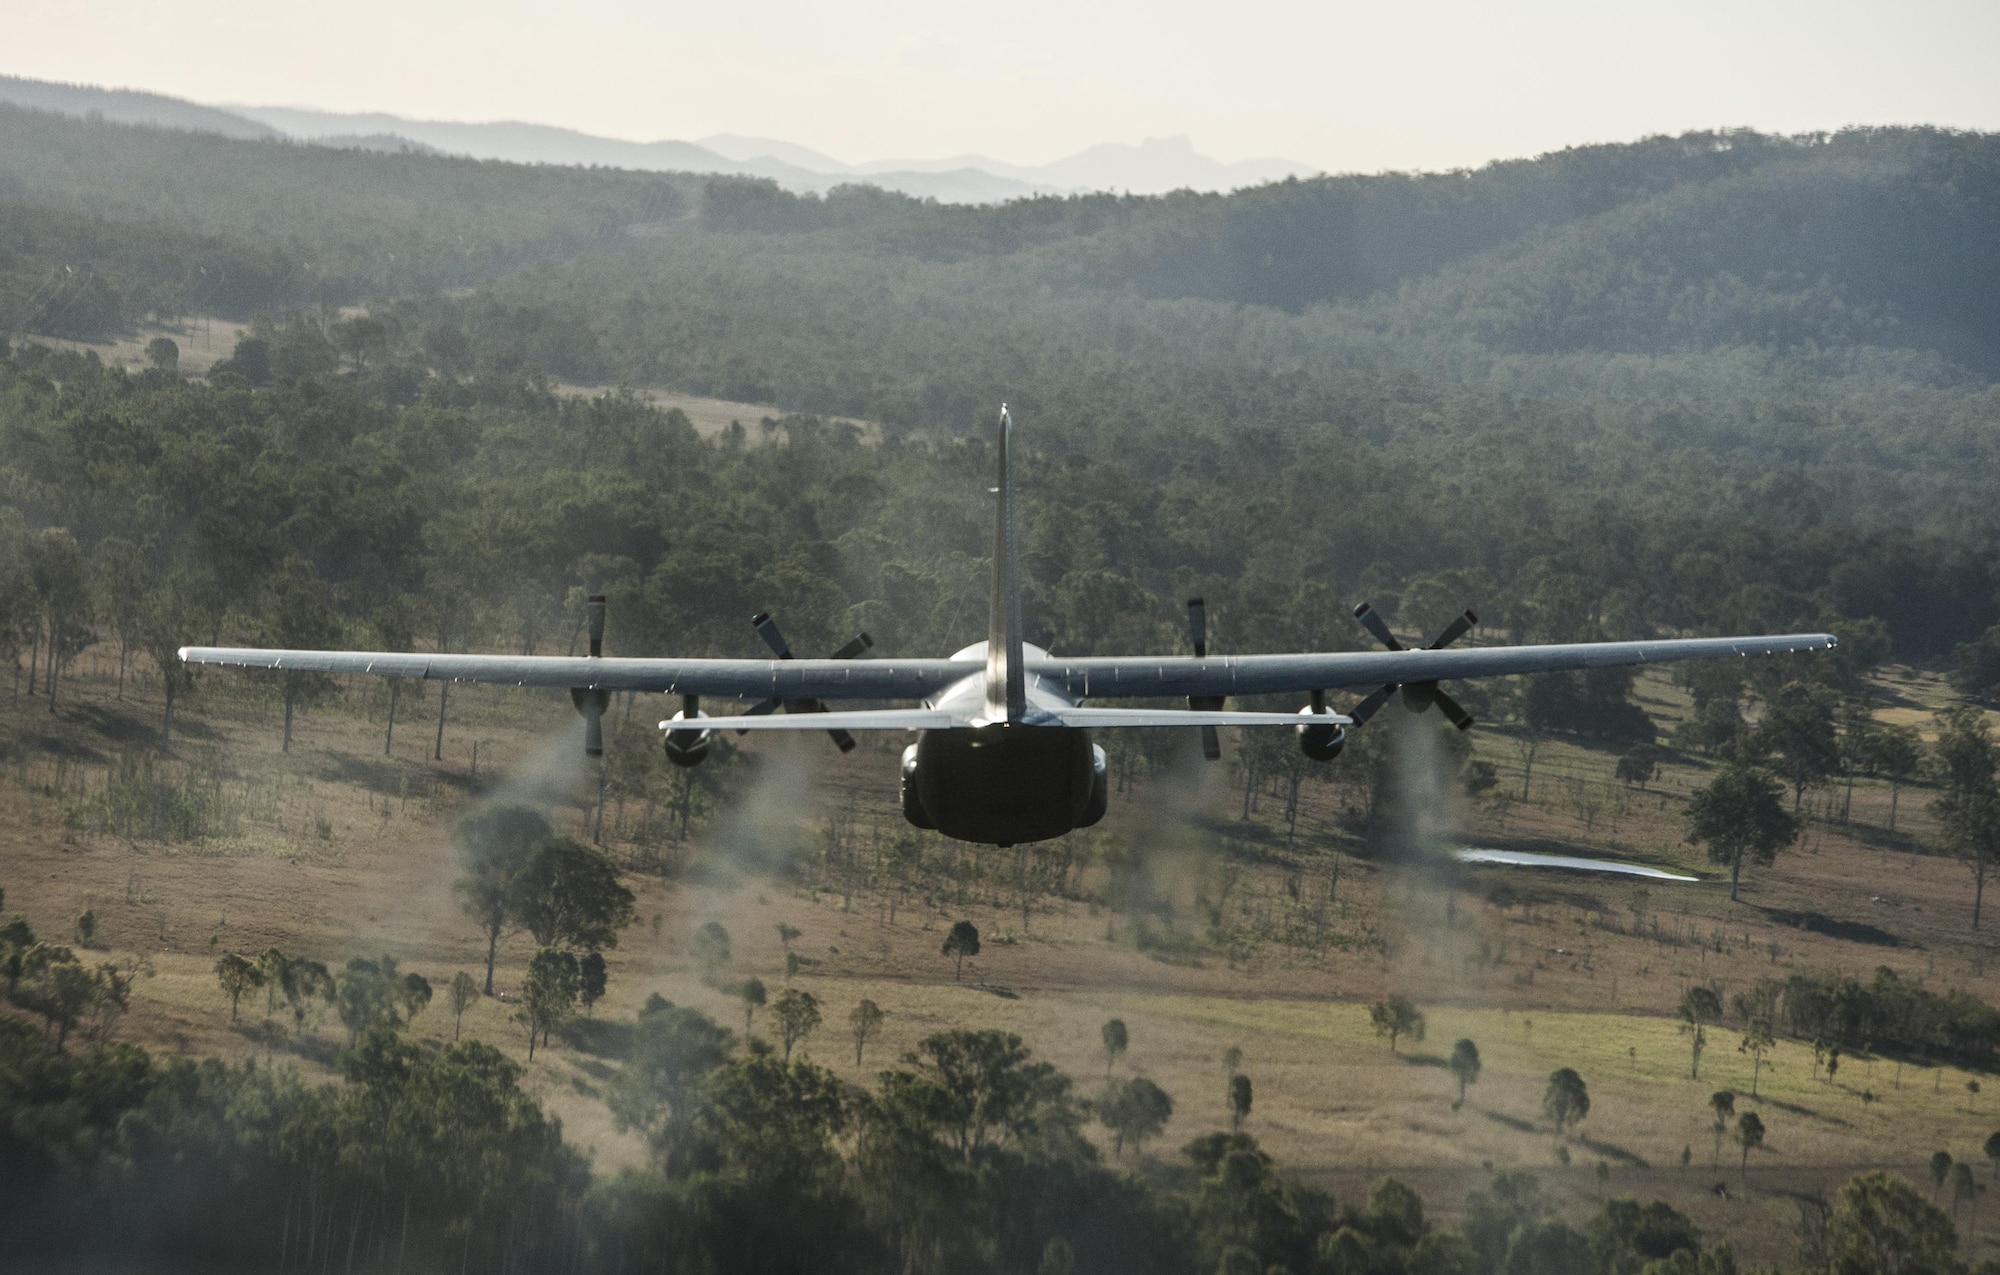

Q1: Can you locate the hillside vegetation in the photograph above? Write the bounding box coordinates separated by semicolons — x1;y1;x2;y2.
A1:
4;109;2000;1274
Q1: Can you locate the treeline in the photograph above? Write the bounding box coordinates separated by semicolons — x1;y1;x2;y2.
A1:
13;997;1958;1275
1775;965;2000;1071
0;102;695;324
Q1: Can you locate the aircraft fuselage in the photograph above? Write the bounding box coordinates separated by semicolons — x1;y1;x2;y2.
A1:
899;642;1108;846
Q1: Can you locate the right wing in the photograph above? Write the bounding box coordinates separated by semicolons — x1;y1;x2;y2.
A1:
1037;633;1837;700
178;647;977;700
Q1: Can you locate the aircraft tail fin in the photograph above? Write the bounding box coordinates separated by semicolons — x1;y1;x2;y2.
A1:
985;405;1027;724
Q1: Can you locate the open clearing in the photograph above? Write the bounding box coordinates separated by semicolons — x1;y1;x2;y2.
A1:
4;646;1999;1268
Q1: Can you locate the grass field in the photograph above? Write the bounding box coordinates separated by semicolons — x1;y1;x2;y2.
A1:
4;643;1999;1268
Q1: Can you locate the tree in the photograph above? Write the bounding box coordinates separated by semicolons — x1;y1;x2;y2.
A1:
145;335;178;371
215;951;258;1022
27;528;95;714
1685;766;1800;901
740;976;767;1032
135;581;198;745
509;836;636;951
1740;1015;1776;1096
693;920;731;980
1931;1152;1955;1202
1827;1170;1963;1275
18;945;107;1049
262;558;344;751
334;956;405;1044
1102;1018;1129;1076
1544;1068;1589;1137
448;970;478;1041
1615;745;1660;789
1709;1091;1735;1168
1680;986;1723;1079
1734;1111;1765;1184
519;947;579;1060
1872;723;1925;833
93;536;150;699
607;997;734;1165
943;920;980;981
1449;1039;1482;1109
1097;1076;1174;1158
772;987;821;1062
850;998;884;1066
1930;705;2000;928
400;971;432;1024
1229;1073;1253;1131
1371;995;1426;1053
578;952;606;1014
1759;681;1841;808
1952;1162;1979;1233
453;805;549;995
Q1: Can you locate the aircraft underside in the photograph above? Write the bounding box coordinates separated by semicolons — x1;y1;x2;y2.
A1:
901;725;1108;846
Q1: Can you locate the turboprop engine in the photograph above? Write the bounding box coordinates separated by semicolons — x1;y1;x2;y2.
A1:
663;694;713;767
1297;688;1346;761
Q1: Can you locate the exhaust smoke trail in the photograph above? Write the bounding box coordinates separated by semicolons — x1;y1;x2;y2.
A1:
1378;710;1470;1002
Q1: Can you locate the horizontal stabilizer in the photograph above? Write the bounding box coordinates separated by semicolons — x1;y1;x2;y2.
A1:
1044;707;1354;728
663;709;958;732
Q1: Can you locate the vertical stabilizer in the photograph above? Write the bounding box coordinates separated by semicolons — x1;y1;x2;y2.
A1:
985;405;1027;723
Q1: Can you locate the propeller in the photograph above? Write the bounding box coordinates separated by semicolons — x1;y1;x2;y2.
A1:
1186;598;1222;760
739;610;874;752
1348;602;1478;731
569;594;611;757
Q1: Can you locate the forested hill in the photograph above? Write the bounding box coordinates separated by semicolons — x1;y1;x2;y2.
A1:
3;108;2000;669
3;105;1997;375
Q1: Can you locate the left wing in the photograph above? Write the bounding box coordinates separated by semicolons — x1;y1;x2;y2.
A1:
178;647;976;700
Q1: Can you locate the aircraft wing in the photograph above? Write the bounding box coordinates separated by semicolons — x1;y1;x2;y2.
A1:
1038;633;1836;700
182;631;1832;707
178;647;978;700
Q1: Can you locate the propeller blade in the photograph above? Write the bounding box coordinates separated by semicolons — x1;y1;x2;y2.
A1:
1186;598;1208;658
1432;688;1476;732
751;615;870;748
1354;602;1403;651
1349;683;1397;726
583;710;604;757
1185;599;1223;759
1427;610;1478;650
586;594;606;658
734;697;780;735
751;611;795;659
829;632;876;661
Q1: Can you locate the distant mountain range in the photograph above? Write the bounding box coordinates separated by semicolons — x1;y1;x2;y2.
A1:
0;74;1318;203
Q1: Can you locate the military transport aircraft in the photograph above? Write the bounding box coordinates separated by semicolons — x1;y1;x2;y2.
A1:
182;407;1835;847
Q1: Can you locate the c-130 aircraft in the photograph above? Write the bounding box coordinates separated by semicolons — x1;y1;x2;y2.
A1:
183;407;1835;848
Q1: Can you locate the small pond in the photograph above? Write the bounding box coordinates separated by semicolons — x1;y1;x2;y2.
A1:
1455;848;1698;882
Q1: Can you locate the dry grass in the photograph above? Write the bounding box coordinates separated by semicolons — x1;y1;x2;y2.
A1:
550;382;882;445
5;647;2000;1267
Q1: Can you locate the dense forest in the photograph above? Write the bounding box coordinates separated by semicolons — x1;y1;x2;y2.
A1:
4;102;2000;1272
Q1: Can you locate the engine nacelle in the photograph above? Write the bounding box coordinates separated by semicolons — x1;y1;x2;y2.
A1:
1297;711;1346;762
900;743;934;829
663;709;712;768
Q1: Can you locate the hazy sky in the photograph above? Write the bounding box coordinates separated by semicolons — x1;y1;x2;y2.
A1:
13;0;2000;171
